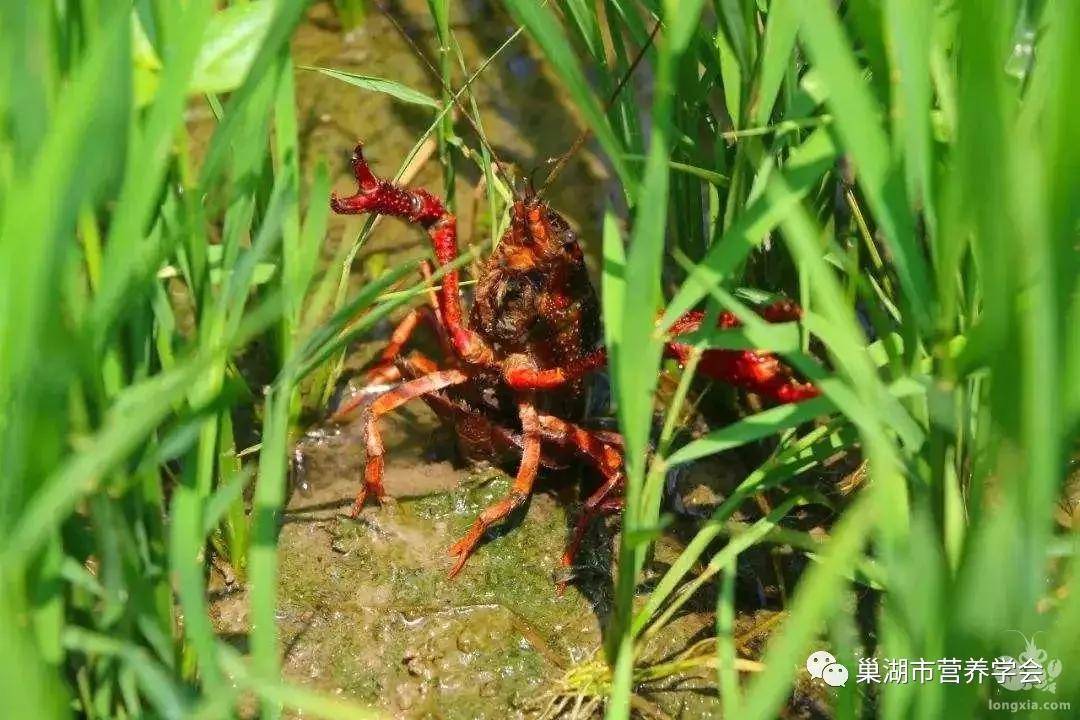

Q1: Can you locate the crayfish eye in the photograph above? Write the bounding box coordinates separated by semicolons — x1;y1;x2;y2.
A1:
560;228;581;252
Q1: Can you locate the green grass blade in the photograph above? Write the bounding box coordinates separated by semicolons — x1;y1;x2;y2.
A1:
62;627;193;720
302;67;440;108
666;396;833;466
3;358;207;564
607;3;707;715
752;0;800;126
660;127;836;328
796;0;933;330
91;0;213;344
217;646;386;719
741;492;876;720
883;0;935;236
249;383;292;720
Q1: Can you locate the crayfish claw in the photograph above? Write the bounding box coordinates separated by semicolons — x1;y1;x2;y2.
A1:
330;142;383;215
348;141;379;192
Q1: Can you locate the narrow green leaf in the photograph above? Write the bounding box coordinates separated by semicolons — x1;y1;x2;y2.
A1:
4;359;206;563
198;0;310;186
661;127;836;328
218;646;386;719
883;0;935;234
667;396;833;466
797;0;933;329
501;0;636;193
303;67;440;108
622;154;730;185
742;493;876;720
62;628;193;720
752;0;800;126
201;467;254;537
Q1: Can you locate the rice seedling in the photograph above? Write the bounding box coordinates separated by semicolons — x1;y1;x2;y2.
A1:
0;1;418;717
497;0;1079;717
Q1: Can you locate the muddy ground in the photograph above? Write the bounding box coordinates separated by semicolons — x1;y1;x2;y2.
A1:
214;405;602;718
211;391;833;718
210;385;839;718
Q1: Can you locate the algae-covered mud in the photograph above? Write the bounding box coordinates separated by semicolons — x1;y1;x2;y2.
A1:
211;389;832;718
214;407;603;718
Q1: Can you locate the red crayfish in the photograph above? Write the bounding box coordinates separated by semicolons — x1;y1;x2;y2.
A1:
328;142;818;580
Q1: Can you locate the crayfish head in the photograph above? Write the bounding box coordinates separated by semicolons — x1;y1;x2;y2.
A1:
511;196;583;264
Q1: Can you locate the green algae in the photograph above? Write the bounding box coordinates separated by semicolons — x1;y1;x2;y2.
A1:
269;461;604;717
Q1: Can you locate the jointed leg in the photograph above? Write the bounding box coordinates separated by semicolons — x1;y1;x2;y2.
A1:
667;299;805;336
758;298;803;323
416;259;455;359
502;348;608;391
333;261;454;419
538;415;624;491
447;397;542;577
537;415;626;576
560;496;623;590
500;300;806;393
391;351;569;470
359;304;445;389
350;369;470;516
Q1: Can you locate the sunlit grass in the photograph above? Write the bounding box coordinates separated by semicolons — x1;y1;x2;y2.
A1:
501;0;1079;718
1;0;1077;719
0;1;400;717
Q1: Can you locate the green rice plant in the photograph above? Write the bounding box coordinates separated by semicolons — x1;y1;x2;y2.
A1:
494;0;1079;717
2;0;1076;718
426;0;457;207
0;1;417;717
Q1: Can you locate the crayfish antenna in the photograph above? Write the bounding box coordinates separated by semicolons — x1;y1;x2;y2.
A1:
525;164;548;200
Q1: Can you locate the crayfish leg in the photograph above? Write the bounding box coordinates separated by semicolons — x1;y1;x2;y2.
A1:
360;302;451;390
558;497;624;593
537;415;627;590
362;260;454;390
447;398;542;577
346;368;470;514
665;301;820;404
